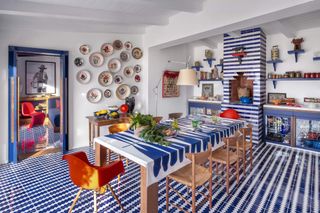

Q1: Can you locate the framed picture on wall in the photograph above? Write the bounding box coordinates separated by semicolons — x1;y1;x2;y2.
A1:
25;60;56;95
202;83;214;98
162;70;180;98
267;93;286;104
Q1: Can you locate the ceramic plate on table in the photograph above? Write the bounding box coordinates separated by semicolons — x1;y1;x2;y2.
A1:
123;66;134;77
104;89;112;98
134;64;142;73
87;88;102;103
120;51;130;62
116;84;131;100
124;41;133;50
101;43;114;56
89;52;104;67
79;44;90;55
114;75;123;84
113;40;123;50
132;47;143;59
108;58;122;73
74;57;84;67
76;70;91;84
98;71;113;87
131;86;139;95
134;74;141;82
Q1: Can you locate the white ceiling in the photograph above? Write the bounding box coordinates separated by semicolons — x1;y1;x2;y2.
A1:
0;0;205;34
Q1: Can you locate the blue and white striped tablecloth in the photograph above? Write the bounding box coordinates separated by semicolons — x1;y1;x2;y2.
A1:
94;116;244;186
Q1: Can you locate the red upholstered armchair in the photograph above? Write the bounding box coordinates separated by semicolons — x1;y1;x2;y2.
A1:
22;102;36;117
28;112;46;128
63;152;125;212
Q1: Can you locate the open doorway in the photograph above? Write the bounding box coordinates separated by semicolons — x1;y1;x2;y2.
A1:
8;46;68;163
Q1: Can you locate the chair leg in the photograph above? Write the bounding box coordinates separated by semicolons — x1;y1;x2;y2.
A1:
68;188;82;213
166;177;169;211
118;174;121;183
226;163;230;195
215;162;219;175
192;186;196;213
209;179;212;209
236;158;239;186
250;147;253;171
126;158;129;167
108;184;124;210
93;190;97;213
243;151;246;176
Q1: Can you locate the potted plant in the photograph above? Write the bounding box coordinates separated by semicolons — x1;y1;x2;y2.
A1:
130;113;155;136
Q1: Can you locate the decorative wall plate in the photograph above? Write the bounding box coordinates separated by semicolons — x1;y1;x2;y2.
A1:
116;84;131;100
98;71;113;86
134;74;141;82
87;88;102;103
108;58;122;73
76;70;91;84
123;66;134;77
101;43;114;56
131;86;139;95
114;75;123;84
120;51;130;62
113;40;123;50
104;89;112;98
124;41;133;50
132;47;143;59
134;64;142;73
74;57;84;67
89;52;104;67
79;45;90;55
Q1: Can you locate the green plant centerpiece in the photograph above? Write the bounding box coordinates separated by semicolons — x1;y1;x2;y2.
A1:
130;113;171;146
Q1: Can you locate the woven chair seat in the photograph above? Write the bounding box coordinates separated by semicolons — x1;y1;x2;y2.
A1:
168;164;211;187
211;149;238;164
228;140;251;150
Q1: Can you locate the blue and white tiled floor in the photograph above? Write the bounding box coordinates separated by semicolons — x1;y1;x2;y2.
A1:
0;143;319;213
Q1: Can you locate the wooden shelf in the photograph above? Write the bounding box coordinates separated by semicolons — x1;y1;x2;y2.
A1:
203;58;216;67
287;49;305;63
191;66;204;71
266;59;283;71
198;79;223;82
267;78;320;89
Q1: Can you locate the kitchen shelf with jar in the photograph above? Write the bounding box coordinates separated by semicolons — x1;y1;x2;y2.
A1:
287;49;305;63
267;72;320;89
264;105;320;152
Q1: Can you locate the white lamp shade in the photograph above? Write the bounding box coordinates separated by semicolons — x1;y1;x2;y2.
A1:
176;68;198;86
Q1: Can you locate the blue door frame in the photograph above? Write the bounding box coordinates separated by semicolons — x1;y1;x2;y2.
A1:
8;46;69;163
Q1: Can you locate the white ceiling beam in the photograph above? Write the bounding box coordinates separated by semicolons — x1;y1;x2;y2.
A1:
199;38;217;49
272;20;297;38
136;0;203;12
0;0;167;25
227;30;242;38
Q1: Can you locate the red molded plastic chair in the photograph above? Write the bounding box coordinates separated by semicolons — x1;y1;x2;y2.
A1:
22;102;36;117
63;152;125;213
220;109;240;119
28;112;46;128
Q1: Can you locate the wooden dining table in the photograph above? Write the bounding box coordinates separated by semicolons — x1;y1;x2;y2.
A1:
94;116;244;212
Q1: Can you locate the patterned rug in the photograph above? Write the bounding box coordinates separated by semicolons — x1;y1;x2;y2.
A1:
0;143;319;213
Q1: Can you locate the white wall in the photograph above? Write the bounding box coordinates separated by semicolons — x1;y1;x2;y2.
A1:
0;28;144;164
147;44;193;118
266;27;320;104
17;55;61;97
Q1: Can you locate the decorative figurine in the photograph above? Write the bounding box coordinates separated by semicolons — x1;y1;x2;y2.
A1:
231;46;246;64
125;97;135;114
211;65;219;79
205;49;213;59
271;45;280;60
194;61;202;67
292;38;304;50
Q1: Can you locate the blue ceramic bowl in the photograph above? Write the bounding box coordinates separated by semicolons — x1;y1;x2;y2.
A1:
240;96;253;104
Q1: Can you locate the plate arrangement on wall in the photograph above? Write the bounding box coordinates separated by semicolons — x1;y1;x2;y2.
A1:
108;58;122;73
87;88;102;103
98;71;113;87
116;84;131;100
124;66;134;77
76;70;91;84
104;89;112;98
114;75;123;84
124;41;133;50
134;64;142;73
134;74;141;82
89;52;105;67
120;51;130;62
74;57;84;67
132;47;143;59
113;40;123;50
131;86;139;95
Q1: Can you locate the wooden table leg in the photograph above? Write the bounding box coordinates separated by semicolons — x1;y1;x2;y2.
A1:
97;125;100;137
95;142;107;166
89;121;92;147
140;166;158;213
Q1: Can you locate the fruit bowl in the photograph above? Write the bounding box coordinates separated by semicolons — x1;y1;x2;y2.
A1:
108;105;119;113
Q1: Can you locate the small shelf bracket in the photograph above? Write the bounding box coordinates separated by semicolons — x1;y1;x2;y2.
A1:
287;49;305;63
203;58;216;67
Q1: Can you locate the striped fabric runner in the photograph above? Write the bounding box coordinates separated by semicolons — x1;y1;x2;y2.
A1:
104;117;244;182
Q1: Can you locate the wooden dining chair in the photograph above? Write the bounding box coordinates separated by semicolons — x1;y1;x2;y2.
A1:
166;144;212;213
211;133;241;194
229;124;253;176
108;123;130;167
153;116;163;124
168;112;183;120
63;152;124;213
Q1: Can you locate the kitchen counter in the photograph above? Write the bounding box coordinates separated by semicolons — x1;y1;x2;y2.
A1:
264;104;320;113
